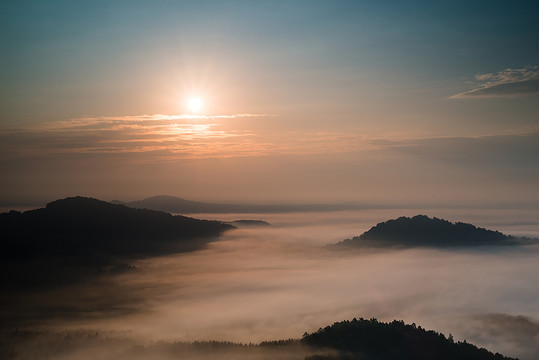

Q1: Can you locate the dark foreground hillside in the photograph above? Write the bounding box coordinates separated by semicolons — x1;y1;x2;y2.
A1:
1;319;517;360
337;215;520;248
301;318;517;360
0;197;234;291
1;196;234;258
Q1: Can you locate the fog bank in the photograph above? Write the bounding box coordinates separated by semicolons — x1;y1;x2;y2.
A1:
3;209;539;359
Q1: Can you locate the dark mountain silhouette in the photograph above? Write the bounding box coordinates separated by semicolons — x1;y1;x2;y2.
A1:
122;195;364;214
0;197;234;290
1;196;234;259
336;215;521;248
301;318;517;360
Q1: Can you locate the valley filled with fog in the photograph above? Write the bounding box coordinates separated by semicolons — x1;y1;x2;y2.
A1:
3;208;539;360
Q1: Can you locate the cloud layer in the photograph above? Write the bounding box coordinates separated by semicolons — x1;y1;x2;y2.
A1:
0;114;263;159
3;112;539;162
4;209;539;359
0;114;385;161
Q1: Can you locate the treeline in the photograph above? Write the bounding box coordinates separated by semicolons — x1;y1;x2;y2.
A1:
301;318;517;360
2;320;519;360
2;330;256;360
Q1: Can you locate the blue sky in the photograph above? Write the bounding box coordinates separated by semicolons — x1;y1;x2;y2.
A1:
1;0;538;205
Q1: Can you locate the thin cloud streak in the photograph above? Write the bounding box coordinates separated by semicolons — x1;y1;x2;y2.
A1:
451;66;539;98
29;113;269;131
72;113;270;122
0;114;262;159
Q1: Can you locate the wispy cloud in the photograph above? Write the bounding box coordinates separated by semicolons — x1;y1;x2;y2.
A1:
0;115;385;161
30;114;268;131
2;113;539;164
451;66;539;98
0;114;268;160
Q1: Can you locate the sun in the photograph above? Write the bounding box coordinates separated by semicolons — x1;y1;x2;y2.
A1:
187;97;203;113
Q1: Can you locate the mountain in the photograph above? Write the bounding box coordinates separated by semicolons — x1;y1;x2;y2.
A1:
336;215;520;248
300;318;517;360
0;197;235;290
123;195;364;214
1;196;234;259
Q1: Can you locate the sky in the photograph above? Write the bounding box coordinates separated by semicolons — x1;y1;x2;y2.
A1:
1;0;539;206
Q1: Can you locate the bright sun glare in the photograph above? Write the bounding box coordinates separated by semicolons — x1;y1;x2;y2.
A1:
187;97;203;113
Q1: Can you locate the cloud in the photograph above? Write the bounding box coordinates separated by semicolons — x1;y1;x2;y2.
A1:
451;66;539;98
473;313;539;341
5;111;539;163
0;114;265;160
0;116;386;161
457;313;539;359
31;113;267;134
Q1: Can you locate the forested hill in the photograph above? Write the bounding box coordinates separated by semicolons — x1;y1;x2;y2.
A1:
1;196;234;259
336;215;517;248
301;318;517;360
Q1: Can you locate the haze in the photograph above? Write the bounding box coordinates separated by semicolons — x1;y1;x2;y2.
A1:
1;1;539;360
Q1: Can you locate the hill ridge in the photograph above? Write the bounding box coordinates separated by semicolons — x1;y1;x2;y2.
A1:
337;214;519;248
301;317;517;360
1;196;234;259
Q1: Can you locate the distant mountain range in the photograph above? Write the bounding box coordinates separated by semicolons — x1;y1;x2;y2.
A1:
114;195;365;214
336;215;526;248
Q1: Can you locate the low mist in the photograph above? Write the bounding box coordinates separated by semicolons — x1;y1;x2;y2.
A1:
3;208;539;360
